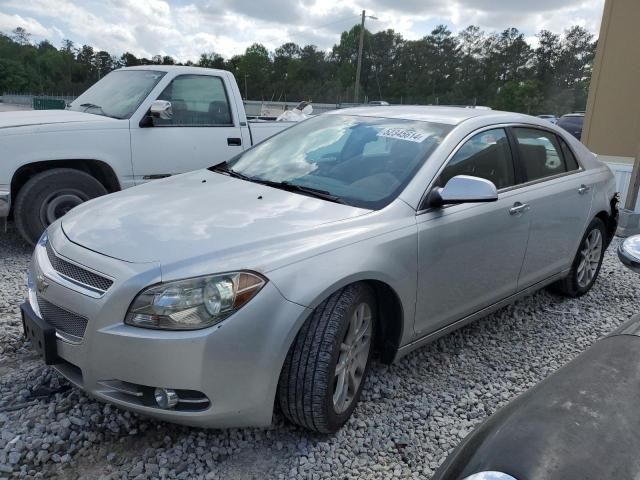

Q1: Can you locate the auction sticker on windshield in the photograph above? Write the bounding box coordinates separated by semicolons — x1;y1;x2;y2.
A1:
377;127;431;143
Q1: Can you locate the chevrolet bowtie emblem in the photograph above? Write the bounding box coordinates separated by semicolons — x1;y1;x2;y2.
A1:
36;274;49;294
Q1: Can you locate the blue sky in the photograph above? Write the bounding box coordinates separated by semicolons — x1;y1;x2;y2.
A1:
0;0;605;61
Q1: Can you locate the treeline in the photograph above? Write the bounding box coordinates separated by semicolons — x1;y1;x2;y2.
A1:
0;24;596;115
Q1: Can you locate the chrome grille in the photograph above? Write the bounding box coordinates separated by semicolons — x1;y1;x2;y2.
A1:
37;297;88;340
46;241;113;292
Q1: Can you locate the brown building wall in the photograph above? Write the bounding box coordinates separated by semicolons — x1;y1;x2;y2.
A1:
583;0;640;162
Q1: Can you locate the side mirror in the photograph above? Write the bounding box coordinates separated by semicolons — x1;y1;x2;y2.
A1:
618;235;640;274
428;175;498;208
150;100;173;120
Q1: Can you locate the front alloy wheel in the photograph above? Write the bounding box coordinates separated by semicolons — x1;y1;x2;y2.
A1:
278;283;376;433
333;302;373;414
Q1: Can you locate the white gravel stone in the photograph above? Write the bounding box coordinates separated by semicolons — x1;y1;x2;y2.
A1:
1;220;638;478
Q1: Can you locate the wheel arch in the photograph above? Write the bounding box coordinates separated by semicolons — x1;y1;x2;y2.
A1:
291;276;405;365
594;203;617;246
11;159;121;204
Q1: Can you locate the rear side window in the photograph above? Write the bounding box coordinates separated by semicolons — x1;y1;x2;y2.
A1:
559;138;580;171
513;128;567;181
436;128;515;190
156;75;232;126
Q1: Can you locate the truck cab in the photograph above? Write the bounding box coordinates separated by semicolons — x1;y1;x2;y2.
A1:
0;66;292;244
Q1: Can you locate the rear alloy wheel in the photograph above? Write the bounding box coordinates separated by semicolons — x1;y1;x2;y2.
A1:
14;168;108;245
576;228;603;289
549;217;606;297
278;283;376;433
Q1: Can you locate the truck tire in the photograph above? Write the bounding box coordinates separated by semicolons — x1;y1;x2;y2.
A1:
14;168;107;245
548;217;607;297
278;283;376;433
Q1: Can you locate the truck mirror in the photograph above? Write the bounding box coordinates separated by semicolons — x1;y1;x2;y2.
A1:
150;100;173;120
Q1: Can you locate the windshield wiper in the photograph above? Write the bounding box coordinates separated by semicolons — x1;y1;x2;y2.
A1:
259;180;345;204
79;102;105;113
209;163;344;204
210;162;254;181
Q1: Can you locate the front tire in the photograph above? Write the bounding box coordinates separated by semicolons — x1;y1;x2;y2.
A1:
14;168;107;245
278;283;376;433
549;217;607;297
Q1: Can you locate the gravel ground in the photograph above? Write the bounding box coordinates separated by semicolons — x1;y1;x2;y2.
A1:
0;221;638;479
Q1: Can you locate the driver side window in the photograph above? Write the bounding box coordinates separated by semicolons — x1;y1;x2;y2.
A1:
155;74;232;127
436;128;515;190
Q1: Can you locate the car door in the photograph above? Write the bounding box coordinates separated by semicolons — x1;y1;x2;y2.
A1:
130;74;244;183
510;127;593;288
414;128;531;336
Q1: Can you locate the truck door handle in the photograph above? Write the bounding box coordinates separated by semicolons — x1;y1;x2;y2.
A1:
509;202;530;215
578;184;591;194
227;137;242;146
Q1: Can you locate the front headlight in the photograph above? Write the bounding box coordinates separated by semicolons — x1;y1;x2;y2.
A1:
125;271;266;330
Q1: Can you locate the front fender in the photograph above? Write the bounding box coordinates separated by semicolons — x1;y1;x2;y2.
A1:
266;220;418;347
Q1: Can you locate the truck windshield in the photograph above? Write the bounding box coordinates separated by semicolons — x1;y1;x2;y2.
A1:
68;70;166;119
222;115;452;210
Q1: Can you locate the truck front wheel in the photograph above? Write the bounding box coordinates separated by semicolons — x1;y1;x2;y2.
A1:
14;168;107;245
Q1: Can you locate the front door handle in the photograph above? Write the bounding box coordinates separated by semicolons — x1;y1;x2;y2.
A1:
227;137;242;146
509;202;530;215
578;184;591;195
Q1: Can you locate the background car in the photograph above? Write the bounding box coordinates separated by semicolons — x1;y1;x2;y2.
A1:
557;113;585;140
536;114;558;124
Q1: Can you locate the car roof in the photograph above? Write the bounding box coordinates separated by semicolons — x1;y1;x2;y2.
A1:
118;65;228;75
561;113;585;117
326;105;540;126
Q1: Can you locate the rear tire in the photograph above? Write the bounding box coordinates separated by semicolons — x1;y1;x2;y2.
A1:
278;283;376;433
14;168;107;245
549;217;607;297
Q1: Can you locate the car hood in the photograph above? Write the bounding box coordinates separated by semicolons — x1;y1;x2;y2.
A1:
61;170;371;268
0;110;112;129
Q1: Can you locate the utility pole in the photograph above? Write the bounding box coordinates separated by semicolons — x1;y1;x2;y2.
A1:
353;10;378;103
244;74;248;100
354;10;366;104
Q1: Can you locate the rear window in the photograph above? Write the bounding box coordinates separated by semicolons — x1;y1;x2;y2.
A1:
558;116;583;127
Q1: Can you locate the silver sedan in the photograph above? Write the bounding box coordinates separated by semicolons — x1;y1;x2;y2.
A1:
22;106;618;433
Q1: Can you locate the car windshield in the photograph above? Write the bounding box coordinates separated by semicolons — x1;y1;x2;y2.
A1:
68;70;166;119
221;115;452;210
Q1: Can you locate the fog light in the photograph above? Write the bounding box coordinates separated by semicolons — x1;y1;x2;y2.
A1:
154;388;178;409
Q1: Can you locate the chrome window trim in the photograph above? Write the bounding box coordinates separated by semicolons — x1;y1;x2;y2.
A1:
416;122;586;215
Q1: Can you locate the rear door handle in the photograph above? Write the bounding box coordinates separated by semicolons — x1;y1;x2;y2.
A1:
578;184;591;194
509;202;530;215
227;137;242;146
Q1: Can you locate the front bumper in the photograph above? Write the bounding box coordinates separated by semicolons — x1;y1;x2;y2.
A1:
0;190;9;217
28;223;310;428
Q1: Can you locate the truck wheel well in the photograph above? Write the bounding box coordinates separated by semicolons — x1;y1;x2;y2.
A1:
364;280;404;364
11;160;120;202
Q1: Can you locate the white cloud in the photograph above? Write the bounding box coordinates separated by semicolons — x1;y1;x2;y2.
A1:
0;11;53;37
0;0;605;61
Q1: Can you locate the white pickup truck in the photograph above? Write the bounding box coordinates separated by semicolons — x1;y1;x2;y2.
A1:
0;66;293;244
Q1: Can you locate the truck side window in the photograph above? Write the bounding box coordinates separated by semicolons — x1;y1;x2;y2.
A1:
156;75;233;126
